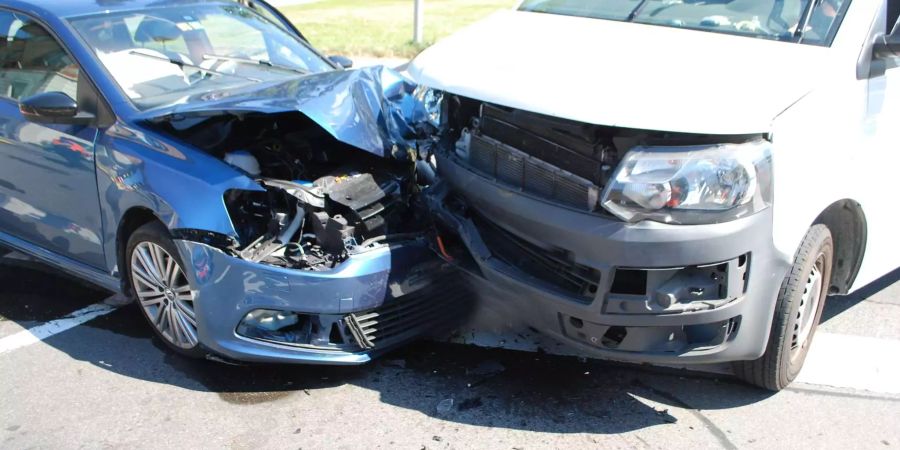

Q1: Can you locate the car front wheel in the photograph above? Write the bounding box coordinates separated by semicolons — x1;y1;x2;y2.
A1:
734;224;833;391
126;221;203;357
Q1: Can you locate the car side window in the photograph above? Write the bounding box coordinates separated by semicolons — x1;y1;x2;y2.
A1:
0;11;79;102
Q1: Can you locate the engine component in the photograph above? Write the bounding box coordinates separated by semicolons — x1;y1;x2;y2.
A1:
224;150;261;177
308;212;356;254
318;172;401;238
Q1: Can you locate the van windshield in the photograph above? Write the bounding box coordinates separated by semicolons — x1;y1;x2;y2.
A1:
518;0;848;45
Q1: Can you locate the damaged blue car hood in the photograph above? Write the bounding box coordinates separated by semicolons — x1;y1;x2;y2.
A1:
135;66;439;158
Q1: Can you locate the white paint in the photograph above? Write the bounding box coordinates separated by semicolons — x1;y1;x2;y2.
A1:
409;2;899;290
0;303;118;356
409;9;831;135
795;332;900;395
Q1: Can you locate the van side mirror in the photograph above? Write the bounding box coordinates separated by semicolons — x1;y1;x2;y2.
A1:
328;55;353;69
873;33;900;60
19;92;95;125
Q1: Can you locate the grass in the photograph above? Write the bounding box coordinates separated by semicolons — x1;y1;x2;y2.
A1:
280;0;519;58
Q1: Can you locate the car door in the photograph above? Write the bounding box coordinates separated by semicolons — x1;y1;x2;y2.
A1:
0;10;106;269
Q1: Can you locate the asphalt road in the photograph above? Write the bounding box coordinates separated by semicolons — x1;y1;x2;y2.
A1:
1;247;898;449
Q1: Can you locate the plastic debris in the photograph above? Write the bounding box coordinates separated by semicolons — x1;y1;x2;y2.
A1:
436;398;454;415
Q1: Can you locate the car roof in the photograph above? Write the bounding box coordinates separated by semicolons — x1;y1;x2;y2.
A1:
9;0;239;20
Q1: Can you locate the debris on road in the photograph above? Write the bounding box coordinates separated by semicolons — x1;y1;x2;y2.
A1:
436;398;454;415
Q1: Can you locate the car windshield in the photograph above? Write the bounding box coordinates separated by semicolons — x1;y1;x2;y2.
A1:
518;0;848;45
69;3;334;110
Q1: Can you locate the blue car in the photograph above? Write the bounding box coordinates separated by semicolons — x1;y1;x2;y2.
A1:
0;0;465;364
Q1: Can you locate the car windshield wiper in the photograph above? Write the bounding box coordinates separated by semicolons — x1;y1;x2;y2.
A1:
128;50;262;82
626;0;652;21
202;54;309;76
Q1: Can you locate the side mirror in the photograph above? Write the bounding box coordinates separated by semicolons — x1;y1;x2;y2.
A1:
19;92;94;125
328;55;353;69
873;33;900;60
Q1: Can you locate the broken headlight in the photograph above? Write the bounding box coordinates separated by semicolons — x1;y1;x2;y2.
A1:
601;140;773;225
411;86;444;129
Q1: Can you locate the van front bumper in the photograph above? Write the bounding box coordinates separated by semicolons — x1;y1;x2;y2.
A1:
430;153;793;365
173;238;469;364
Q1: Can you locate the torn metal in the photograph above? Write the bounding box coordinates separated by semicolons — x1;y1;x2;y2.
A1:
145;66;444;273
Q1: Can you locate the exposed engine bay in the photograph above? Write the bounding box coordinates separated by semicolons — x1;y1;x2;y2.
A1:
154;111;438;271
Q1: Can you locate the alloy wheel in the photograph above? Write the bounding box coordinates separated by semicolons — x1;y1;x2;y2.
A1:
130;242;198;349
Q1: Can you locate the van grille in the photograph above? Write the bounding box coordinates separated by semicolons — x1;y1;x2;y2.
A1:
472;214;600;303
467;134;600;211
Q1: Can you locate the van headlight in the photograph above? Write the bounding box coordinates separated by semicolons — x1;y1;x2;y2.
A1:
601;140;773;225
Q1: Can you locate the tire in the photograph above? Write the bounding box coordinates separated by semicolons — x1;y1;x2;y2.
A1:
126;221;204;358
733;224;833;391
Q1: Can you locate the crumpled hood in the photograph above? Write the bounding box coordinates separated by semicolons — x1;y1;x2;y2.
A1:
137;66;436;158
409;10;832;135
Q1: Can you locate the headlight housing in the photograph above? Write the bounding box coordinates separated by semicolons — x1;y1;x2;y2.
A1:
411;85;444;129
601;140;773;224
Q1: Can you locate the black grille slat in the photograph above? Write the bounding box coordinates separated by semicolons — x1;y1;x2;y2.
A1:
346;277;471;350
467;134;599;211
361;297;446;336
373;304;448;341
472;214;600;303
480;104;607;182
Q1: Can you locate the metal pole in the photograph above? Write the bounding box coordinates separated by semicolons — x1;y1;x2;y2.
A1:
414;0;424;44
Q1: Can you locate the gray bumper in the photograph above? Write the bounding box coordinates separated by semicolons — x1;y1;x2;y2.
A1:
431;153;793;364
173;238;466;365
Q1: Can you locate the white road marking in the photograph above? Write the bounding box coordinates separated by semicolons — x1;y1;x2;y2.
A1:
796;332;900;395
0;302;118;356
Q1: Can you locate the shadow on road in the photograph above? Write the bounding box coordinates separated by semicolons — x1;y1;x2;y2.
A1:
821;267;900;323
1;257;896;438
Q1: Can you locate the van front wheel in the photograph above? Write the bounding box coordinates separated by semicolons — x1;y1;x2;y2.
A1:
734;224;833;391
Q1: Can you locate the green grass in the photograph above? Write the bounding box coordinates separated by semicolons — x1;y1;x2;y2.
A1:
280;0;518;58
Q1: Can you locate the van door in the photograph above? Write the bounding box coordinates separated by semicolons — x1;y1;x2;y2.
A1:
858;3;900;287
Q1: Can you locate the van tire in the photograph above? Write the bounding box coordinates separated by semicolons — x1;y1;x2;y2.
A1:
733;224;833;391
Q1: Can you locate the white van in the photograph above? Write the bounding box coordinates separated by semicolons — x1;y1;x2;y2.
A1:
409;0;900;390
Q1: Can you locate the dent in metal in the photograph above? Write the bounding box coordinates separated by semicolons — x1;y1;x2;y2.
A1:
140;66;442;158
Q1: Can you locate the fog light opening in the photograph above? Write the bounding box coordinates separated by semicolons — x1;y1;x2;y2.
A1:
237;309;313;346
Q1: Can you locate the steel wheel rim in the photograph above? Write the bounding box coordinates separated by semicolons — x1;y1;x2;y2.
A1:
791;254;824;359
130;242;198;349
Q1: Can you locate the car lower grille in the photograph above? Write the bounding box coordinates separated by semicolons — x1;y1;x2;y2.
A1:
467;134;601;211
472;214;600;303
345;275;471;350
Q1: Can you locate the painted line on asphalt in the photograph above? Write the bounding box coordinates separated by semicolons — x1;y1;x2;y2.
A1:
796;332;900;395
0;302;118;356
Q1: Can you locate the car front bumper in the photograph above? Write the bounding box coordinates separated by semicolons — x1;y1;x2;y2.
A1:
173;237;469;364
429;152;794;365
